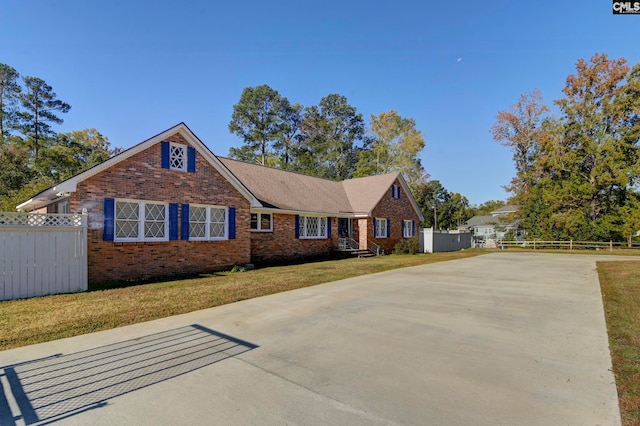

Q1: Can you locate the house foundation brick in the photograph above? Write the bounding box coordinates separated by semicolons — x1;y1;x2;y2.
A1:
250;214;334;264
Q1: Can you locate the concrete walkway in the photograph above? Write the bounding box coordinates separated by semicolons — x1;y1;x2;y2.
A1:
0;252;633;425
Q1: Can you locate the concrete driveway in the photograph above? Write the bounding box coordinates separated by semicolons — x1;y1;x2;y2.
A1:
0;252;631;425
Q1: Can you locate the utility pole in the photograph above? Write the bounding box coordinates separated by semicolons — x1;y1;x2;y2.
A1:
433;204;438;230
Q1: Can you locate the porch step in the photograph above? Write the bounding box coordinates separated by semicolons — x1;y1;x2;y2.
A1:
333;249;376;259
350;249;376;258
355;250;376;258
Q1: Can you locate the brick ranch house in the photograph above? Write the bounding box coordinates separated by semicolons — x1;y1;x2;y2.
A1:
17;123;423;283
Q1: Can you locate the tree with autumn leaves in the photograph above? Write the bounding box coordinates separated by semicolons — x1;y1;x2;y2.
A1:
493;53;640;243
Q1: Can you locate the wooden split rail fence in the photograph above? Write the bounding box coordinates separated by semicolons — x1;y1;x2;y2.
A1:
498;240;640;251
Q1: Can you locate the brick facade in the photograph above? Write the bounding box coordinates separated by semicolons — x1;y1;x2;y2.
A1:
22;126;424;284
250;214;335;264
369;180;421;254
68;132;251;283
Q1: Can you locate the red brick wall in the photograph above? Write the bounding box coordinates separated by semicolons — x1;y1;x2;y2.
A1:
250;213;335;264
357;218;368;249
69;132;251;283
369;180;421;254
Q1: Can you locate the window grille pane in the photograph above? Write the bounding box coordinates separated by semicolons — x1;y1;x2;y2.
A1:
300;216;327;238
170;145;185;170
376;218;386;238
145;203;165;221
250;213;258;230
189;206;207;238
144;203;165;239
210;208;225;223
116;221;138;239
116;202;138;220
190;206;206;223
115;201;139;239
209;208;226;239
306;217;318;237
145;222;165;238
190;223;205;238
260;214;271;230
210;222;225;238
403;220;413;238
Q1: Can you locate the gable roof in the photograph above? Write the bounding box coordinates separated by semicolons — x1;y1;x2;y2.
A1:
341;173;401;213
17;122;424;221
17;123;259;211
220;157;424;220
491;205;520;216
218;157;352;214
465;215;499;227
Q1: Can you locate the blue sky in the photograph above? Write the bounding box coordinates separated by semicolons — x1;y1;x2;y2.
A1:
2;0;639;205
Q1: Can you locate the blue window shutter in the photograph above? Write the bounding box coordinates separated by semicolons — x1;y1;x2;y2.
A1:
169;203;178;240
401;220;405;237
391;187;395;198
181;204;190;240
295;215;300;238
187;146;196;172
387;218;391;238
412;220;416;236
327;218;332;238
161;141;170;169
397;187;401;199
228;207;236;239
103;198;115;241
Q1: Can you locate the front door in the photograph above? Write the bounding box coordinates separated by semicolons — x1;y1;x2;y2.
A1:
338;218;354;250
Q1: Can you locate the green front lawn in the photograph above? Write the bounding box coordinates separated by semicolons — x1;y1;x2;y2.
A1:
598;261;640;426
0;250;484;350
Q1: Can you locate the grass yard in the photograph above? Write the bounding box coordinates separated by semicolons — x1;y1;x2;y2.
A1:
598;261;640;426
0;250;483;351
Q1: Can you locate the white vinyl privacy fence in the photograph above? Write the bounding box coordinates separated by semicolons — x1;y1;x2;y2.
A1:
0;212;88;301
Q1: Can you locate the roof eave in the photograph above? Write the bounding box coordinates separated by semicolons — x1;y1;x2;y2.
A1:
252;206;369;218
16;122;261;211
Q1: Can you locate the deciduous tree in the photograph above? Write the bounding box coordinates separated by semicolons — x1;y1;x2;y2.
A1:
36;128;113;181
491;89;549;199
355;110;426;187
495;53;640;241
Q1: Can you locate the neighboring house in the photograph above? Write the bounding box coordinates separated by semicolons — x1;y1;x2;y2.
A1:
463;205;521;241
489;205;520;217
17;123;423;283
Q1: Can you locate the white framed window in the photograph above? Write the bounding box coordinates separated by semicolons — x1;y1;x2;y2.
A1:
170;143;187;172
375;218;387;238
299;216;327;239
115;200;168;242
251;213;272;231
403;220;414;238
189;205;228;241
392;184;401;199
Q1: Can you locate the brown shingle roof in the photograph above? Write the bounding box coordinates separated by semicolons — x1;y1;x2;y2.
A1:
219;157;400;215
341;173;400;213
